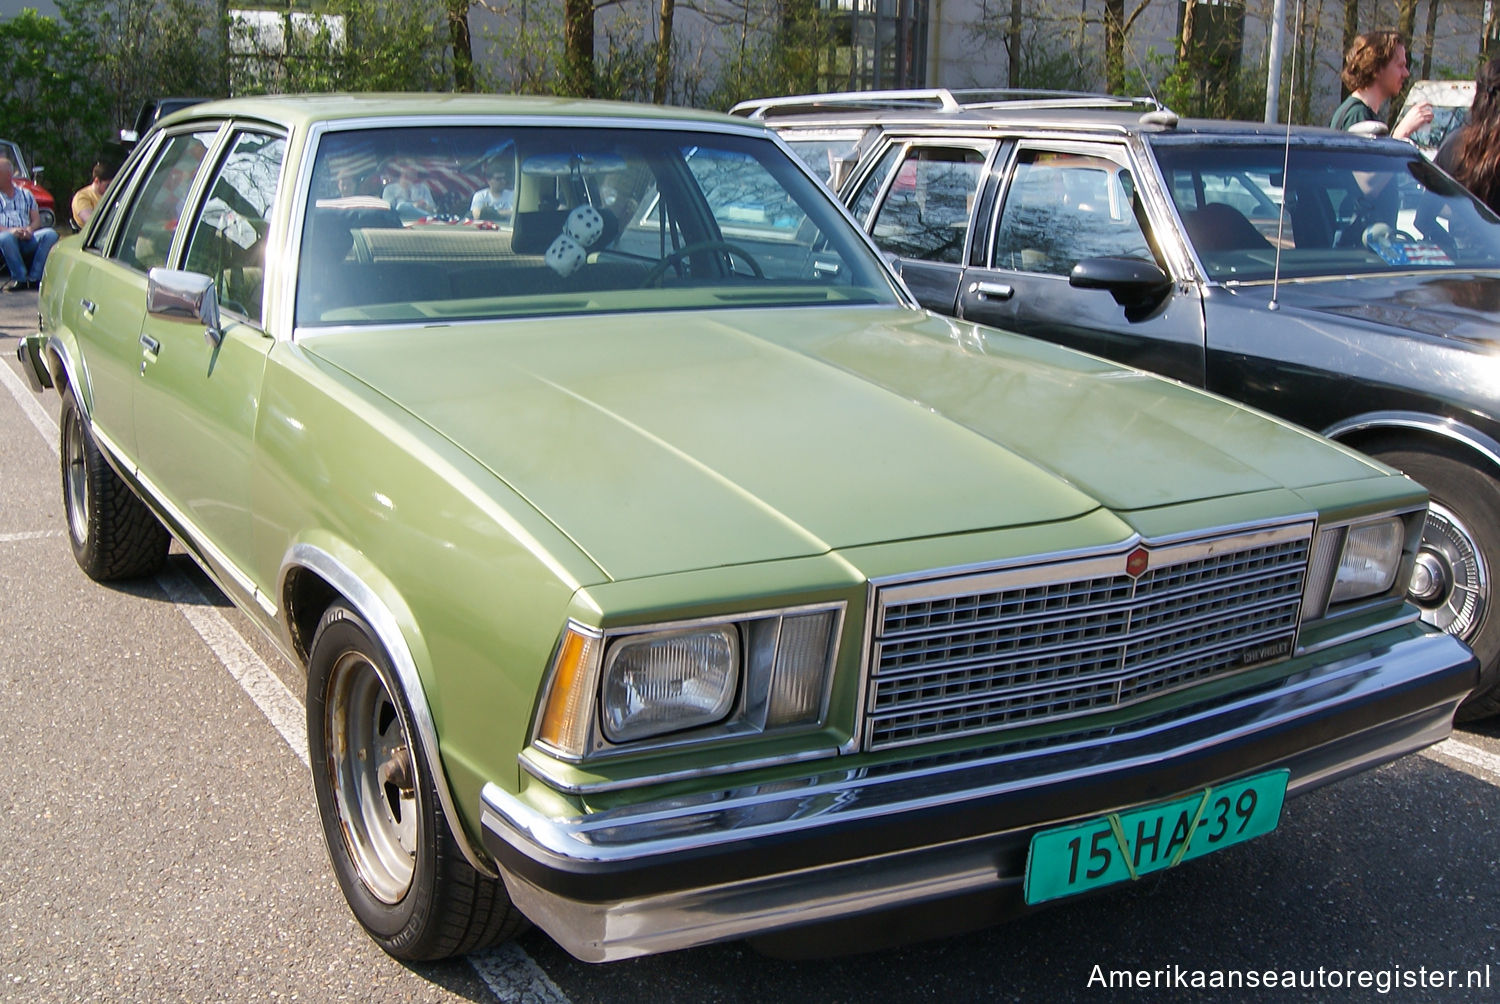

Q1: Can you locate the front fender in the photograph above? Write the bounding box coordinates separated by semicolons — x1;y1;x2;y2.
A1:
277;537;498;877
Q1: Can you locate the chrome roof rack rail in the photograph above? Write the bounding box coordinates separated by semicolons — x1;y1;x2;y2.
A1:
730;88;1168;120
730;89;966;119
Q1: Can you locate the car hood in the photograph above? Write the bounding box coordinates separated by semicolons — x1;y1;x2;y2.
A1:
307;308;1381;581
1244;273;1500;349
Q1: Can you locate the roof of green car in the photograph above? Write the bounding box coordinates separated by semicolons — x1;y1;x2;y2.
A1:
159;92;754;132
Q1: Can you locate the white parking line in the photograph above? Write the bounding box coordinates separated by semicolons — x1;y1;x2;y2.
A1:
1;358;571;1004
156;566;309;768
1423;738;1500;784
0;530;65;542
0;355;58;453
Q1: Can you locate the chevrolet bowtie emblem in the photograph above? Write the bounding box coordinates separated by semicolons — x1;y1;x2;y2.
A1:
1126;546;1150;579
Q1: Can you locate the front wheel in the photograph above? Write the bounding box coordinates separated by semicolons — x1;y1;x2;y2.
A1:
306;603;525;960
1369;440;1500;720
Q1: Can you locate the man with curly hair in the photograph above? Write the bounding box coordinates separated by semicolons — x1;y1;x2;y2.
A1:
1331;30;1433;139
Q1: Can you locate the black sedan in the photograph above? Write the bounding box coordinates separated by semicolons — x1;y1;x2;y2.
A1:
749;95;1500;717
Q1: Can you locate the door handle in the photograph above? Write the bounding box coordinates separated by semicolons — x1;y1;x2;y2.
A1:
80;298;96;318
140;333;160;355
970;281;1014;301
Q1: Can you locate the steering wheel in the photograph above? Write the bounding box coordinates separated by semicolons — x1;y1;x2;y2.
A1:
639;240;764;287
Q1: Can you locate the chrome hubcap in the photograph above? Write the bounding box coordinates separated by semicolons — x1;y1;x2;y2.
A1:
63;409;88;546
327;652;417;904
1410;501;1487;640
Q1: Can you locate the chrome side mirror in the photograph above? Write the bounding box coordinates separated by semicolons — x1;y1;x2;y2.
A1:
147;268;223;348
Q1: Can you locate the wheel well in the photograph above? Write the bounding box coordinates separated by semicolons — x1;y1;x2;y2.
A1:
1337;426;1500;479
283;566;340;665
46;346;70;395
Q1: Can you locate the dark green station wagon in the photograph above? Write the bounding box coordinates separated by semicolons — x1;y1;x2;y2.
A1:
16;94;1476;963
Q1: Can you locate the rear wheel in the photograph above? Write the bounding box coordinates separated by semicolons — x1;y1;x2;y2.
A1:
1368;439;1500;720
307;603;525;960
59;388;169;581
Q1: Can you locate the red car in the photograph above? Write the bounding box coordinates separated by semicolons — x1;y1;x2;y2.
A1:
0;139;57;228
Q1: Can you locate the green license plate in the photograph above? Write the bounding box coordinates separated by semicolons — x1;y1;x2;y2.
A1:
1024;769;1288;906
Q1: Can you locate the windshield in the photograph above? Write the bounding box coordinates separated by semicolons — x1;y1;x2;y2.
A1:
1151;141;1500;282
297;126;899;327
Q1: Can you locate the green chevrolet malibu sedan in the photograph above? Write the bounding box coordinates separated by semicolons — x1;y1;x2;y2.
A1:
16;94;1478;963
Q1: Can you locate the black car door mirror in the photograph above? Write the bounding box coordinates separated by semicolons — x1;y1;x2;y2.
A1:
1069;256;1172;309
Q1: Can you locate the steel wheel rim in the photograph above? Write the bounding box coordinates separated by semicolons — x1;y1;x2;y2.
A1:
326;650;418;904
63;407;88;547
1410;500;1488;641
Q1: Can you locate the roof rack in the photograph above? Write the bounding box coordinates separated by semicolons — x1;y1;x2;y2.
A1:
729;88;1166;120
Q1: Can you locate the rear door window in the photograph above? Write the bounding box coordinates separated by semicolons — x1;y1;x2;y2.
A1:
868;146;986;264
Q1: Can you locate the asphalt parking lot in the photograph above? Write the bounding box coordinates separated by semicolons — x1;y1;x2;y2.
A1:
2;285;1498;1003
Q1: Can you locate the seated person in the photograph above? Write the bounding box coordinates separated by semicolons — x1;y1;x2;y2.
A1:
382;162;436;219
335;168;363;198
72;160;117;230
468;167;514;222
0;155;57;291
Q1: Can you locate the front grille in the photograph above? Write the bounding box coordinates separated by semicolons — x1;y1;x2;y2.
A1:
864;522;1312;751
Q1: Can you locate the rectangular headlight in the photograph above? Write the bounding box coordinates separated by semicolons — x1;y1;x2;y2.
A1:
1303;515;1410;620
601;627;739;742
1328;518;1404;604
533;604;843;759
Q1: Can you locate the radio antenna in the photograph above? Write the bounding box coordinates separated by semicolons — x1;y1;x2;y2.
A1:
1269;0;1305;310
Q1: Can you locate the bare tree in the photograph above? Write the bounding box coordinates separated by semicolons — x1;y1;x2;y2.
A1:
1103;0;1153;93
565;0;596;95
655;0;675;102
1008;0;1022;87
450;0;475;91
1420;0;1439;78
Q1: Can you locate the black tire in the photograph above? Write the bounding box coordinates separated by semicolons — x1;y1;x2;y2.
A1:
306;603;525;960
59;388;169;581
1368;439;1500;720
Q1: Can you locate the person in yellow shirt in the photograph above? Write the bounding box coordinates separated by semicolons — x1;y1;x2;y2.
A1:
71;161;115;230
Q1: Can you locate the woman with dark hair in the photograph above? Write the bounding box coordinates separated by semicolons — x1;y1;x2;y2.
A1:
1436;57;1500;215
1331;29;1433;139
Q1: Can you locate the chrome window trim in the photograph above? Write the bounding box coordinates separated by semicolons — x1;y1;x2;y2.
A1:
280;543;498;878
849;138;910;229
985;137;1186;281
528;601;847;766
281;116;912;340
287;300;908;342
1323;411;1500;473
109;122;233;273
83;131;163;255
182;124;292;328
868;138;996;267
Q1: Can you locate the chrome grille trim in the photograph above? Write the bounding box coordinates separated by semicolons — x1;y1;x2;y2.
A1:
864;521;1314;751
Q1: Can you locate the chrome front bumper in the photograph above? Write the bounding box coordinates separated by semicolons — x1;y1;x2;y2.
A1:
16;334;51;393
480;629;1476;962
